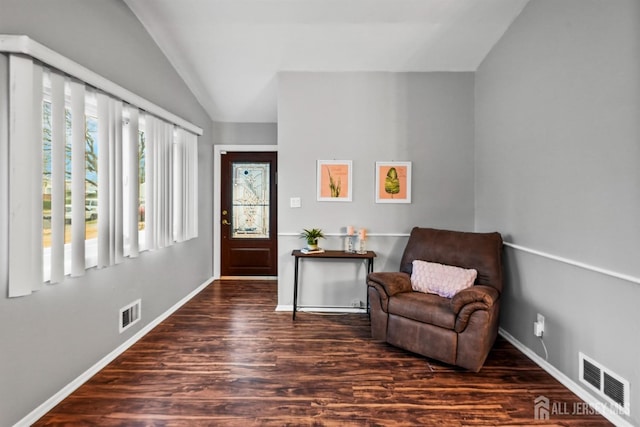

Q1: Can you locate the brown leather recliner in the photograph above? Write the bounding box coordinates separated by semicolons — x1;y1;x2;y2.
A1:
367;227;503;372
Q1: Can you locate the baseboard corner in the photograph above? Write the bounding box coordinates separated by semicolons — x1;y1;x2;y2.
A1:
498;327;633;427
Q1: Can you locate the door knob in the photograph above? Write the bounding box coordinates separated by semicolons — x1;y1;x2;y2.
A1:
222;219;231;225
222;210;228;215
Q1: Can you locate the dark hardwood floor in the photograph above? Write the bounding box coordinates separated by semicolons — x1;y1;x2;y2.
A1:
35;280;612;426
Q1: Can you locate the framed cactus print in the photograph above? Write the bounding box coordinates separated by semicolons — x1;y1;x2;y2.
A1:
317;160;352;202
375;161;412;203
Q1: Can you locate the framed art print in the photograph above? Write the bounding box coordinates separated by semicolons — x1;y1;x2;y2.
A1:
317;160;352;202
375;161;411;203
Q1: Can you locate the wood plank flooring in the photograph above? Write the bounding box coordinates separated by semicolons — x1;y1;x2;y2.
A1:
35;280;612;426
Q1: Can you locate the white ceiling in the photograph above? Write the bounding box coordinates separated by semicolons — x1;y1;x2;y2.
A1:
124;0;529;123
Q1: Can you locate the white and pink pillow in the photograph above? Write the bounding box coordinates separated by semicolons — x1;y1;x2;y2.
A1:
411;260;477;298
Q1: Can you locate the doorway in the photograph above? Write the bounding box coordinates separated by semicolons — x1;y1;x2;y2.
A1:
219;151;277;276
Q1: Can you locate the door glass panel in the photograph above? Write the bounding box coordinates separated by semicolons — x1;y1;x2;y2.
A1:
231;162;269;239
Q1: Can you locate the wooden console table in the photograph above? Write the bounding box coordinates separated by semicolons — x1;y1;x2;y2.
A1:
291;249;376;320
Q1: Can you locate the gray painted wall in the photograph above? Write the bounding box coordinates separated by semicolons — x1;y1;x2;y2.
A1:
212;121;277;145
0;1;213;425
277;72;475;309
3;0;636;424
475;0;639;424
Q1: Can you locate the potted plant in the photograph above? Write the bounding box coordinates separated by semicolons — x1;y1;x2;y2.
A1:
300;228;325;250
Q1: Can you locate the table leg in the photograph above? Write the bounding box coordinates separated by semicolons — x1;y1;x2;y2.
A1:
366;258;373;316
293;256;299;320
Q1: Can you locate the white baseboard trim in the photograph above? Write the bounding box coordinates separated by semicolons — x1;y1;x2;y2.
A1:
498;328;633;427
16;277;214;427
275;304;367;314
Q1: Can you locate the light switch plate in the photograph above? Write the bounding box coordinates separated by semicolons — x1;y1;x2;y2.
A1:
290;197;301;208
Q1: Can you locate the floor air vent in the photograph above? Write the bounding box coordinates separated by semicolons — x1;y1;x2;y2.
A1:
119;299;141;333
579;352;630;415
582;357;601;389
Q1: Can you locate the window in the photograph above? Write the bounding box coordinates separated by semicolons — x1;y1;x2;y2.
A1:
231;162;270;239
42;87;99;277
7;50;199;297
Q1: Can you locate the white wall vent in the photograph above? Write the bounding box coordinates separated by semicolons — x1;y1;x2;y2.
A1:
119;299;141;333
579;352;630;415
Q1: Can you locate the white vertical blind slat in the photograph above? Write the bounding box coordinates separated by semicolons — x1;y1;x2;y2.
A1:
184;133;191;240
164;125;169;246
108;97;116;264
173;130;184;242
166;123;174;246
182;131;189;241
174;128;198;242
31;64;44;289
156;119;164;249
183;131;191;241
159;121;165;247
187;132;198;240
158;120;166;248
49;70;66;284
127;107;139;257
145;114;156;251
114;100;124;263
70;79;86;276
193;132;199;239
8;55;43;296
97;92;110;268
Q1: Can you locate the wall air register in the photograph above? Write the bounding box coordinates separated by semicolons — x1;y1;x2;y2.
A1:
579;352;630;415
119;299;141;333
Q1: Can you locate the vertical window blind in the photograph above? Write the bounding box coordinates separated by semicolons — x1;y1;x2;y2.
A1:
7;52;200;298
8;54;44;296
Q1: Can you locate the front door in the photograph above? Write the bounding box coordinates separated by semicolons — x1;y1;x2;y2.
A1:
220;151;277;276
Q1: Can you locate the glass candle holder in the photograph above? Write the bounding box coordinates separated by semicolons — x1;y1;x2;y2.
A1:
346;236;355;253
357;238;367;254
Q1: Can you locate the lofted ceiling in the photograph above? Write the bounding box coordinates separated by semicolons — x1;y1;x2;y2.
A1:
124;0;529;123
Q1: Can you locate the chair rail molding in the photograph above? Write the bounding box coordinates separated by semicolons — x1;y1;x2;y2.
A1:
503;242;640;285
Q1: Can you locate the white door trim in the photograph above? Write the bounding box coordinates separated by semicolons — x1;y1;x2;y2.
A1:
213;145;278;279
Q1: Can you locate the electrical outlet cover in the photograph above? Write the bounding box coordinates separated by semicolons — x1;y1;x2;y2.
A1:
534;321;544;337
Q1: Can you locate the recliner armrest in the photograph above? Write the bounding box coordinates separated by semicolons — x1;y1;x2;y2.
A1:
367;272;412;297
450;285;499;314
